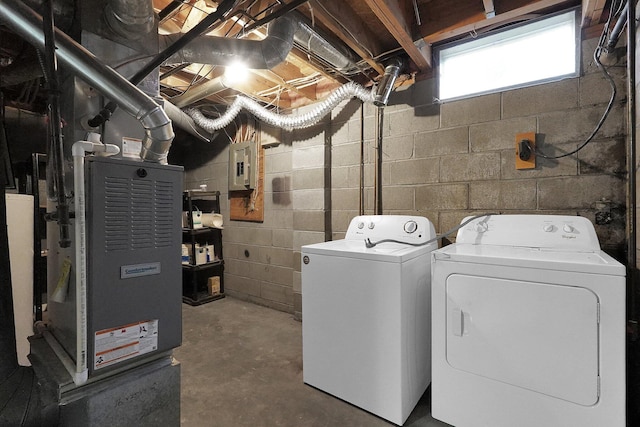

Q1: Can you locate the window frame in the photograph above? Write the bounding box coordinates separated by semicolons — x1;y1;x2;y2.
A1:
435;7;581;102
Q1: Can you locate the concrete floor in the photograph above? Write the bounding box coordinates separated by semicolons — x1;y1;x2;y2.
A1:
173;296;449;427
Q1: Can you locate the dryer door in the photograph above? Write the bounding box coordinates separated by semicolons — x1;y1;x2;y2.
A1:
446;274;599;406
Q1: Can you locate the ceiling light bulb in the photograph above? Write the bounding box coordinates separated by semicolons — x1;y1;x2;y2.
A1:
224;62;249;85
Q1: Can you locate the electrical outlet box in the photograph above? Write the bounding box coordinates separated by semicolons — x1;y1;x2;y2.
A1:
515;132;536;170
229;140;257;191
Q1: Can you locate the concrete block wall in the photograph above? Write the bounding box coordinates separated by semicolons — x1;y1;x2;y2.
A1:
176;35;628;316
327;39;627;257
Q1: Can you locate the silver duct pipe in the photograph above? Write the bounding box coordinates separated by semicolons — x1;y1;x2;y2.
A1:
374;57;404;107
104;0;155;40
23;0;74;31
171;76;229;108
185;82;376;131
161;14;297;69
163;101;215;142
293;18;359;74
0;1;174;163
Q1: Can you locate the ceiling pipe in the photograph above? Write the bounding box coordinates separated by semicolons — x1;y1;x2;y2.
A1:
171;76;229;108
0;1;175;163
374;57;404;107
104;0;155;40
293;16;359;74
163;101;215;142
87;0;238;128
161;13;297;69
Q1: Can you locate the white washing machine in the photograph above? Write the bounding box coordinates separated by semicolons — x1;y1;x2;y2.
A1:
431;214;626;427
302;215;437;425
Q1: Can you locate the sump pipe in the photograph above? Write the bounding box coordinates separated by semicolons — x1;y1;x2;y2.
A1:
42;0;70;247
0;0;175;163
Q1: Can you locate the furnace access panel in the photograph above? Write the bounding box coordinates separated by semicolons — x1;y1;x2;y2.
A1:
86;156;183;375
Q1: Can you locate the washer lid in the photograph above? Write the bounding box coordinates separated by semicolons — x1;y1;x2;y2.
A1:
434;244;625;276
303;239;436;262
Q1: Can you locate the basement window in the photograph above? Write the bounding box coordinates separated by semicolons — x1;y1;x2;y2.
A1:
437;9;579;101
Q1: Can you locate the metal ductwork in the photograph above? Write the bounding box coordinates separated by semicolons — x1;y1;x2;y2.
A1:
22;0;75;31
293;17;359;74
104;0;155;40
161;14;297;69
374;57;404;107
0;1;174;163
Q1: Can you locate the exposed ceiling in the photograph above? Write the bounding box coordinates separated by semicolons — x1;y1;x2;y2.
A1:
154;0;611;111
0;0;616;114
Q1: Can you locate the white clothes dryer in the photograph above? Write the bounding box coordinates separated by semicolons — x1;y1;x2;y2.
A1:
302;215;437;425
431;214;625;427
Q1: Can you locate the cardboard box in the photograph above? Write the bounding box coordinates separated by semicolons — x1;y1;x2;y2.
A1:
207;276;220;295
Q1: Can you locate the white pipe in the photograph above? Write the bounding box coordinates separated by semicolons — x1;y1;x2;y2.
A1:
70;135;119;385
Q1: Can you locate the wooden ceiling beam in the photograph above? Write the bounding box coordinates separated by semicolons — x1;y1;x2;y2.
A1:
424;0;574;45
308;0;385;76
362;0;431;71
581;0;607;27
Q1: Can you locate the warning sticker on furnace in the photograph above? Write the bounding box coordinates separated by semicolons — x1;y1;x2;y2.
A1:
94;319;159;370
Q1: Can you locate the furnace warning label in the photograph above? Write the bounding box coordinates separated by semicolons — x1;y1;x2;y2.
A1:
94;319;159;370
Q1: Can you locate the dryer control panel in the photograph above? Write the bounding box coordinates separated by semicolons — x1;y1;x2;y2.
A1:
456;214;601;251
345;215;436;244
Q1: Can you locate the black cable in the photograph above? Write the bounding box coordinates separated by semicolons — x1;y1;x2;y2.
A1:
364;213;498;248
87;0;239;128
526;1;622;160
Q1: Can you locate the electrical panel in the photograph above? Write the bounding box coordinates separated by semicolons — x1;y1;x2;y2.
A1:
229;140;257;191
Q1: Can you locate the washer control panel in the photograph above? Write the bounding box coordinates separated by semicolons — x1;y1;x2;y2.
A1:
456;214;601;251
346;215;436;244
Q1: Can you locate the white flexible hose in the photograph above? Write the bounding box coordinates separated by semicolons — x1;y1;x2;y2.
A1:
185;82;376;131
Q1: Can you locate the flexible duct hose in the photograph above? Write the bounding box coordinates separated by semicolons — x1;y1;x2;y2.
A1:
185;82;376;131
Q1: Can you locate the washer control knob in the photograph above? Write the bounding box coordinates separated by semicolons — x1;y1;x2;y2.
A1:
563;224;574;233
358;222;365;229
368;222;375;229
543;224;554;232
474;222;488;233
404;220;418;234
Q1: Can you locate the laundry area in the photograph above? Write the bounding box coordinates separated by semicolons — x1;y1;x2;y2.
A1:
0;0;639;426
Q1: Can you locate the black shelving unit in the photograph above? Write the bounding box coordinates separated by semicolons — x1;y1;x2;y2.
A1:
182;190;225;305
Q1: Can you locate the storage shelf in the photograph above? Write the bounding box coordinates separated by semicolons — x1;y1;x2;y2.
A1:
182;227;223;235
182;260;223;271
182;190;224;305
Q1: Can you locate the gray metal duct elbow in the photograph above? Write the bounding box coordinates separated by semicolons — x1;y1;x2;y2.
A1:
0;0;174;163
162;14;297;69
104;0;155;40
140;106;175;163
374;57;404;107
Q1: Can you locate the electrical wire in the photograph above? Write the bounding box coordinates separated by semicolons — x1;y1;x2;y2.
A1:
364;213;498;248
525;1;623;160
